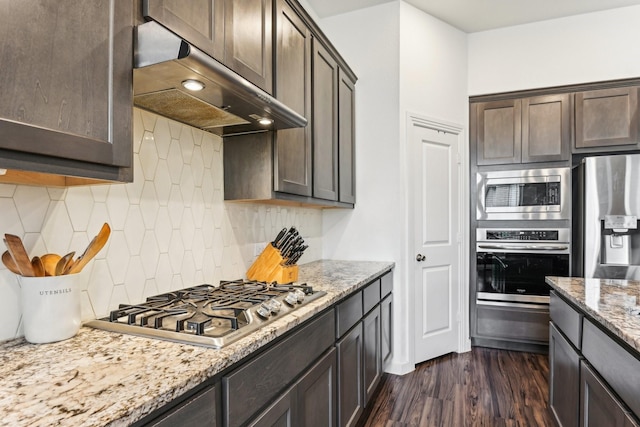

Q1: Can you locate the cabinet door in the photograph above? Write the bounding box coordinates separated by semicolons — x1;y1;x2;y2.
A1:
144;0;225;61
224;0;273;93
249;388;296;427
338;69;356;204
522;94;571;163
581;361;633;427
312;40;339;201
476;99;522;165
549;323;581;427
0;1;132;173
363;306;381;406
296;348;337;427
337;323;363;427
150;384;219;427
575;87;639;149
380;294;393;366
273;0;312;196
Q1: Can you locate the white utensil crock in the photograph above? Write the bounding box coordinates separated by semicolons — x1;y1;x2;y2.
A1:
18;274;82;344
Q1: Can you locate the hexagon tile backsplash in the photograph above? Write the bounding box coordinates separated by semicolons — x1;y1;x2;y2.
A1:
0;108;323;342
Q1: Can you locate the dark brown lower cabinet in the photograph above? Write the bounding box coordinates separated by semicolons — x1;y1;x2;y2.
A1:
549;323;581;427
549;293;640;427
337;323;364;427
249;390;295;427
145;383;220;427
580;362;638;427
363;306;381;405
380;294;393;366
296;348;337;427
250;348;337;427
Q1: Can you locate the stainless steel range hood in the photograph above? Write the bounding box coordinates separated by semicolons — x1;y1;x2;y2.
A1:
133;21;307;137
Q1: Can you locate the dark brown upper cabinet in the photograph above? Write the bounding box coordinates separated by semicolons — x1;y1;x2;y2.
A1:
312;40;339;201
476;99;522;165
273;0;312;197
476;94;570;165
522;94;571;163
144;0;273;93
223;0;356;208
575;86;639;150
311;40;356;205
143;0;225;60
0;0;133;185
338;69;356;204
224;0;273;93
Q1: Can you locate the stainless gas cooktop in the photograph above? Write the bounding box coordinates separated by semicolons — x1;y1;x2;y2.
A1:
85;280;326;348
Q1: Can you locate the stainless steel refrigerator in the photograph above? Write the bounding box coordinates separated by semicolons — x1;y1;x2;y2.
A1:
574;154;640;279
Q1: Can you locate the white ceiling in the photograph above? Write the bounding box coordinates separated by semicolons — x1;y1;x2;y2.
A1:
306;0;640;32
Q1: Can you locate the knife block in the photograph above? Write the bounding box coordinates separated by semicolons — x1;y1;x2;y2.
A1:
246;243;299;284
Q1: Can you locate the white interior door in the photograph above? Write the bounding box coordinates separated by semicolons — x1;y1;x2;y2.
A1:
411;120;462;364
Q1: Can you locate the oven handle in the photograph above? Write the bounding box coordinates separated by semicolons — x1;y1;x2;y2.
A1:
477;243;569;251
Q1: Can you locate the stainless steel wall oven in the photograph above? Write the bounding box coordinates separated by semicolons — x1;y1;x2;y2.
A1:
476;228;571;307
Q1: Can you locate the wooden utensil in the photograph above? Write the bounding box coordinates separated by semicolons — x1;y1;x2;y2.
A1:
55;252;75;276
3;234;35;276
40;253;62;276
1;250;21;275
66;223;111;275
31;256;45;277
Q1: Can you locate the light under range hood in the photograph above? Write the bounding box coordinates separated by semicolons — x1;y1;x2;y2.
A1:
133;21;307;137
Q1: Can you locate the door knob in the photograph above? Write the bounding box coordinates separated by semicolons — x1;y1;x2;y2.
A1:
416;254;426;262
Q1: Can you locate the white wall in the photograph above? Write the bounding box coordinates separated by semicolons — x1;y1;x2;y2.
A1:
399;2;468;125
318;1;468;374
468;5;640;95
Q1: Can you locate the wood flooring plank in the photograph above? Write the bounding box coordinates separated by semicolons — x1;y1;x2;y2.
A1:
357;347;554;427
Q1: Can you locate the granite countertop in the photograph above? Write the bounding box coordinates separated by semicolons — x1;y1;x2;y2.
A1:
546;276;640;353
0;260;394;427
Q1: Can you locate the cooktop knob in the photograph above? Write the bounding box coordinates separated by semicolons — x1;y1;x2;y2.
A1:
257;303;271;318
266;299;282;314
294;289;305;303
285;292;299;306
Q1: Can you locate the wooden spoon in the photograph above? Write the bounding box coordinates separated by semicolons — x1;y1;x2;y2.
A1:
3;234;34;277
1;250;21;275
31;256;45;277
41;253;62;276
55;252;75;276
67;223;111;275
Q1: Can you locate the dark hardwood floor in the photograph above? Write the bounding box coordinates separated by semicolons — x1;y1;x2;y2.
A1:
358;347;555;427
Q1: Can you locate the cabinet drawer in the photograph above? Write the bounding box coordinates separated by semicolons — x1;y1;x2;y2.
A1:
363;280;380;315
550;291;583;349
476;303;549;343
223;310;335;427
336;291;363;338
381;272;392;298
582;319;640;418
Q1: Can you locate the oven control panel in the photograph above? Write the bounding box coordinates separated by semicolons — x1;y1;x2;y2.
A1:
477;228;571;243
486;230;559;241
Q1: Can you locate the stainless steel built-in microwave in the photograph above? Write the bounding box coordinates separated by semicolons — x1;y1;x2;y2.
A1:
476;167;570;221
